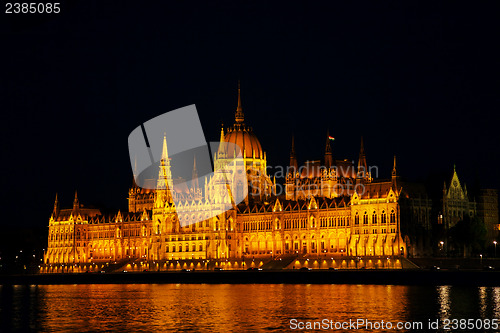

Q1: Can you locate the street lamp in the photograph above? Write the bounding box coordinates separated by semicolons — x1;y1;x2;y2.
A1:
494;241;497;258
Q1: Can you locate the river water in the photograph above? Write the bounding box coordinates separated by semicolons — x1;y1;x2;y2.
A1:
1;284;500;332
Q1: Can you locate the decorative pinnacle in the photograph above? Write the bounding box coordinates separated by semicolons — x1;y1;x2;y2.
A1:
392;155;397;177
235;80;244;123
219;125;225;143
161;132;169;162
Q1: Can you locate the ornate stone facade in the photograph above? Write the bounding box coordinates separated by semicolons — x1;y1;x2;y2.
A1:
43;85;435;273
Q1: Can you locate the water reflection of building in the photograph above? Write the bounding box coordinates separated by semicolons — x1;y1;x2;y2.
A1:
42;85;497;273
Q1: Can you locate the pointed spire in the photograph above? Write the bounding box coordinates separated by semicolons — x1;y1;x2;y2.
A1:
325;130;332;169
273;175;277;195
391;155;398;189
73;190;79;210
219;124;225;143
357;137;368;180
235;80;244;123
52;193;59;216
132;154;139;187
133;154;138;178
191;155;199;190
392;155;397;177
325;129;332;153
289;135;298;172
157;134;173;202
217;125;226;159
161;132;169;162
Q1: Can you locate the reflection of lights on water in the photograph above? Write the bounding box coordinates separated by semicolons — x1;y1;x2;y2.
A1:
479;287;487;317
494;288;500;319
437;286;451;320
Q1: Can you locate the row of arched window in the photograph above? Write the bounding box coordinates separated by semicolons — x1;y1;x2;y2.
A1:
354;210;396;225
242;220;272;231
166;243;204;253
319;216;349;228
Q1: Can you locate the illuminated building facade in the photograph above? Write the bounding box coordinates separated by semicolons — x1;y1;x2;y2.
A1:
43;86;437;273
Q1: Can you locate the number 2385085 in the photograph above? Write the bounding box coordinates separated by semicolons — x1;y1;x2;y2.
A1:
6;3;60;14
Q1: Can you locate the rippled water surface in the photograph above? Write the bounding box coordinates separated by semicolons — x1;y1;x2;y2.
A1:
1;284;500;332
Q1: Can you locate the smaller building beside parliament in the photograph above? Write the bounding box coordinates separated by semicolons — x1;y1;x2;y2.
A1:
42;86;499;273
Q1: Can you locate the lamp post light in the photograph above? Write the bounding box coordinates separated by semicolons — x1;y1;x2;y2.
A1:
494;241;497;258
439;241;444;257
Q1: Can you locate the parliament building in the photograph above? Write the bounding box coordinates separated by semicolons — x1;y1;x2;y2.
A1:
42;85;497;273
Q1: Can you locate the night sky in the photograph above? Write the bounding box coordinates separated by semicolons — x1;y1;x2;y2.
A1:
1;1;499;227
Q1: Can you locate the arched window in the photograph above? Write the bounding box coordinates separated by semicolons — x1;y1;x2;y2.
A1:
381;211;387;224
355;213;359;225
363;212;368;225
390;210;396;224
372;212;377;224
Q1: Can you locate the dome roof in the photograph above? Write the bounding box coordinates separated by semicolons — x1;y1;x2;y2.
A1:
222;82;264;160
224;125;263;159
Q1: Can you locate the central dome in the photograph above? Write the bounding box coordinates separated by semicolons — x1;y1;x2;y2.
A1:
223;82;264;160
224;125;263;159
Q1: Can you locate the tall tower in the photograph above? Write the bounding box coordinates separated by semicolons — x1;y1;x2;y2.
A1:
207;126;235;206
155;134;173;208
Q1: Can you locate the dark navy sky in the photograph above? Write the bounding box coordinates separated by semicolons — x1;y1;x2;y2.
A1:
1;1;499;227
